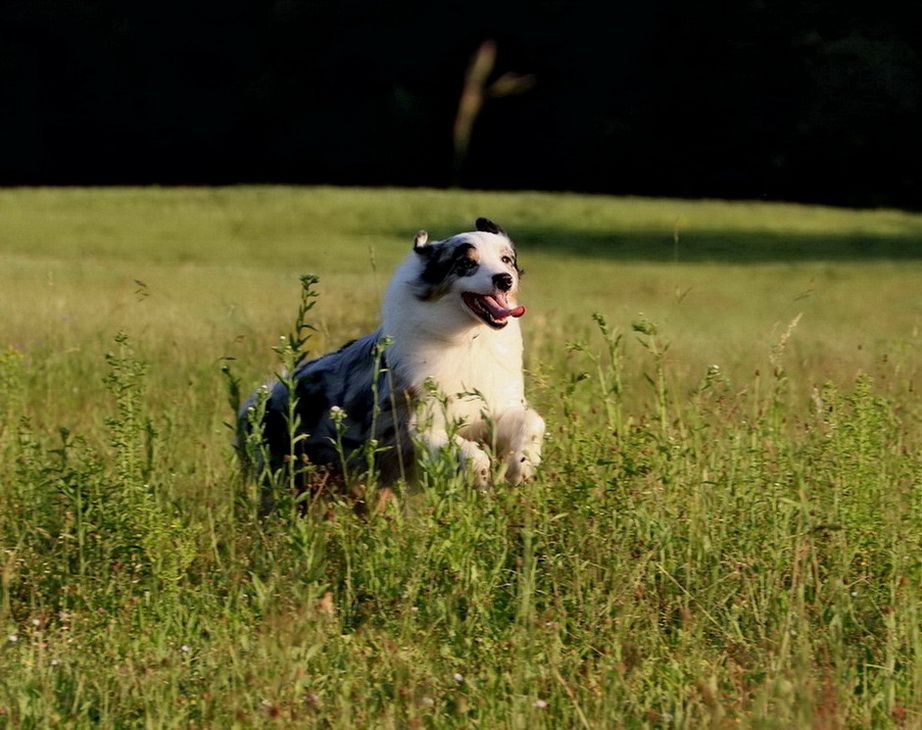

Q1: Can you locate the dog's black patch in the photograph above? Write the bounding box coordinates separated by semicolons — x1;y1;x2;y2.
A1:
476;218;522;275
475;217;505;236
416;242;479;300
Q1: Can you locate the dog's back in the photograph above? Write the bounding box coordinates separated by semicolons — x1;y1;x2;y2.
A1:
239;329;410;482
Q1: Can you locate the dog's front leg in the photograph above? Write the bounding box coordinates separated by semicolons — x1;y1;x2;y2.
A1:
412;427;492;488
495;407;545;484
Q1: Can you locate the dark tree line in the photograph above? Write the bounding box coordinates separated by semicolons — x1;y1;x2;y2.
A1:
1;0;919;208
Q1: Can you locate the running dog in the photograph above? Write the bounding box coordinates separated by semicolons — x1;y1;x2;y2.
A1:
240;217;544;487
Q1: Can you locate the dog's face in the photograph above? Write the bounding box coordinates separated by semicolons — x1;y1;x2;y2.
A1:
411;218;525;330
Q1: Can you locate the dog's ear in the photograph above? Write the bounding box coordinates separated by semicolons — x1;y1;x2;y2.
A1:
475;217;506;236
413;230;430;254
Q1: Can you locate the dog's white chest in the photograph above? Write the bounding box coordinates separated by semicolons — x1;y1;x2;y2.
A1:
428;330;524;412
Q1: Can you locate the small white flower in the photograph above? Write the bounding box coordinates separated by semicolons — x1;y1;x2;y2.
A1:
8;634;18;643
534;699;548;709
51;658;60;667
180;644;191;653
421;696;435;707
453;673;464;683
31;619;40;627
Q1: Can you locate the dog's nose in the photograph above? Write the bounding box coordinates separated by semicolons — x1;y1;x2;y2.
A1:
493;273;514;292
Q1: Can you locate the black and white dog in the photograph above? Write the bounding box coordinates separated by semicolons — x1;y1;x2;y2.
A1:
241;218;544;487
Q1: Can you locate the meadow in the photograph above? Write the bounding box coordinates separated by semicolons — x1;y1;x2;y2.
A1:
0;187;920;727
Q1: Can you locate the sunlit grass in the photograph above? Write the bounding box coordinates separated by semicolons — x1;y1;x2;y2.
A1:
1;187;920;727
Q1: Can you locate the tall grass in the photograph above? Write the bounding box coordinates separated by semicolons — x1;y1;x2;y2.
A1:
0;187;920;727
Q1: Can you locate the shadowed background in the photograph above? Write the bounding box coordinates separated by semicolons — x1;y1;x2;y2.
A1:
2;0;920;209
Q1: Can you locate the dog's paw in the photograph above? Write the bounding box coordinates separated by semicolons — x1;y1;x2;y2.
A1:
461;445;492;488
495;408;545;485
505;450;539;485
463;449;491;489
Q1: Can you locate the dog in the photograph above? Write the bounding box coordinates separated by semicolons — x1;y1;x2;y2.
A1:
240;217;545;488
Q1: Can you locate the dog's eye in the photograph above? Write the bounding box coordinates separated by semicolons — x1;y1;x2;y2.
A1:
455;259;477;274
501;255;514;266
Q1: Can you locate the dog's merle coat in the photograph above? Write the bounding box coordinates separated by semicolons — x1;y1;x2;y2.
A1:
254;331;405;480
241;218;544;487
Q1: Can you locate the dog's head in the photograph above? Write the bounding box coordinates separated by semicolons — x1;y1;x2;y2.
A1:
409;218;525;330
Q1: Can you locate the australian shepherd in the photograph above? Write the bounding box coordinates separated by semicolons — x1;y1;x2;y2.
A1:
241;217;544;488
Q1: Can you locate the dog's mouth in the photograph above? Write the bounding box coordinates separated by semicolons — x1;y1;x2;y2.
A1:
462;292;526;329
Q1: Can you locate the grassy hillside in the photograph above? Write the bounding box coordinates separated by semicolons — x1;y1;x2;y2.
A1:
1;187;920;727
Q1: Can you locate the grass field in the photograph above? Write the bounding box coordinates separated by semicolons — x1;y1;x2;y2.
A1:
1;187;920;727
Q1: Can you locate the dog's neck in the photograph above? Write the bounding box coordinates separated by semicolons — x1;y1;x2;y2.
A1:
381;298;525;411
382;306;523;366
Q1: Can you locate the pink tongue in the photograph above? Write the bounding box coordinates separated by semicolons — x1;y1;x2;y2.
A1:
484;295;526;319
